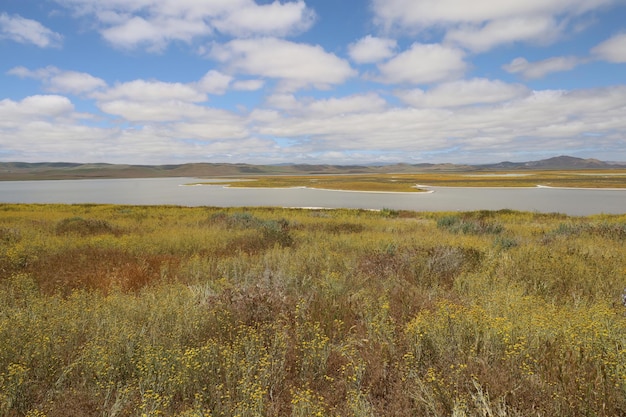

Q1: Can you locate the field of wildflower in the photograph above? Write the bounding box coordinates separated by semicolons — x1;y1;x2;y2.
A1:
0;204;625;416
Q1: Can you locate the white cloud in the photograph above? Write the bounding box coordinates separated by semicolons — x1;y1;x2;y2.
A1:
92;78;214;122
97;100;207;122
397;79;529;108
87;71;262;125
8;66;107;95
376;43;466;85
196;70;233;94
53;0;314;51
0;92;256;163
0;13;62;48
371;0;614;28
232;79;265;91
348;35;397;64
266;93;387;116
210;37;356;91
48;71;107;95
306;93;388;116
371;0;615;52
93;79;207;102
172;118;250;140
3;86;626;164
264;94;300;111
247;85;626;163
0;122;114;162
591;33;626;63
503;56;584;79
101;15;211;52
213;1;315;37
98;100;248;138
0;95;75;126
445;16;561;52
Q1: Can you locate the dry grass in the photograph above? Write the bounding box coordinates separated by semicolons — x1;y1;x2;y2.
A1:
0;204;625;416
193;169;626;192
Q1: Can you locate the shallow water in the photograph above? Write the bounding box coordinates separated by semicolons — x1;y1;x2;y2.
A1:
1;177;625;216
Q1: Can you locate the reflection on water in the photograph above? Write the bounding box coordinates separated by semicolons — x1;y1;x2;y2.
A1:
1;177;625;216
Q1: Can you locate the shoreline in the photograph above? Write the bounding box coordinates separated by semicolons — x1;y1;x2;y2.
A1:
222;185;434;194
199;183;626;193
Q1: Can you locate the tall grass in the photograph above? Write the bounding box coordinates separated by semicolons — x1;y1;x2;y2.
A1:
0;204;624;416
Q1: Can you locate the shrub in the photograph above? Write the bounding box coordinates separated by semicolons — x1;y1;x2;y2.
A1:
55;217;118;236
437;214;503;235
380;208;399;218
493;236;518;250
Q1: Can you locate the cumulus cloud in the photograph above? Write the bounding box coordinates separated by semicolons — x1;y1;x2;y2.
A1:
503;56;585;79
53;0;314;51
371;0;614;28
210;37;356;91
98;100;207;122
92;79;207;102
376;43;466;84
0;13;62;48
92;78;210;122
172;117;251;141
396;78;529;108
4;67;261;124
101;15;211;52
8;66;107;95
3;86;626;164
266;93;387;116
371;0;615;52
445;16;561;52
0;95;75;129
0;89;257;163
348;35;397;63
86;71;264;125
98;101;250;141
196;70;233;95
232;79;265;91
212;1;315;37
591;33;626;63
250;86;626;163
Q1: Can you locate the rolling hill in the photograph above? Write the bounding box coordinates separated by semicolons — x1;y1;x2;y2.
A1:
0;156;623;180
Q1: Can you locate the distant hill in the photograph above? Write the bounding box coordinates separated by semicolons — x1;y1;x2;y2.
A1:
0;156;624;180
480;155;616;170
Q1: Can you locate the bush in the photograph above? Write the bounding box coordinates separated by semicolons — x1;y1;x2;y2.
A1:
55;217;117;236
261;218;293;248
437;214;503;235
548;221;626;241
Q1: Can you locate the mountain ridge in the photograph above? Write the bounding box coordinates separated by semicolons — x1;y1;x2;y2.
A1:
1;156;624;180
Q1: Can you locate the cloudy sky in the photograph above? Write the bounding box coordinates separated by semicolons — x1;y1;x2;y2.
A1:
1;0;626;165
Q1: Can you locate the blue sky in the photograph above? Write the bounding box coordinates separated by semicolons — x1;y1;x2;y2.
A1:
1;0;626;165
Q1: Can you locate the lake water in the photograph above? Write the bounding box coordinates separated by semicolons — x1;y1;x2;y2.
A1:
0;177;625;216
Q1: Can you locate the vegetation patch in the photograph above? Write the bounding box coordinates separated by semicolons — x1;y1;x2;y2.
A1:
209;212;294;249
437;214;504;235
0;204;625;416
549;221;626;240
55;217;119;236
208;169;626;192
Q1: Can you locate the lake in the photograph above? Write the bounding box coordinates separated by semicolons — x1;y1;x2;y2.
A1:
1;177;625;216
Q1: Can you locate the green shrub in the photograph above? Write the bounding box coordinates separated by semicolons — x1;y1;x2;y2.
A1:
437;214;503;235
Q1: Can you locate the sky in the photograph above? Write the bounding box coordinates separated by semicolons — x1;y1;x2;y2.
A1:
1;0;626;165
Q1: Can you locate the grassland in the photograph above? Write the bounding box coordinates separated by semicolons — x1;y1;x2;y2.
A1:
195;170;626;192
1;204;625;416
